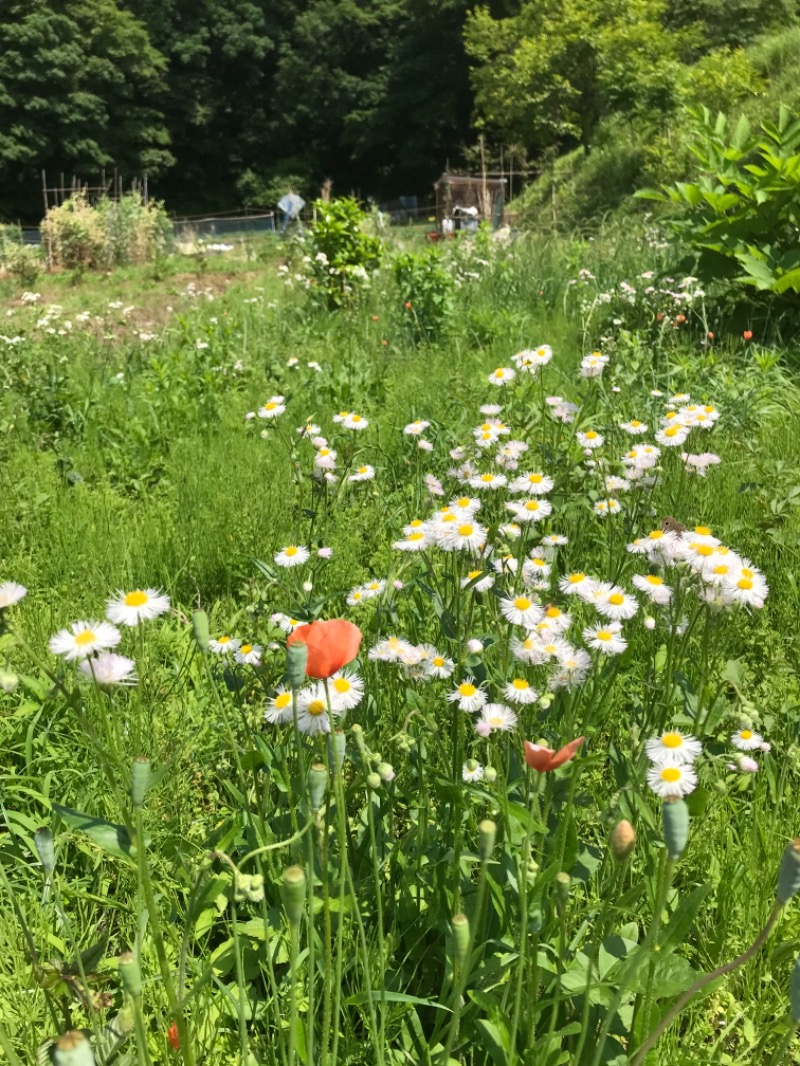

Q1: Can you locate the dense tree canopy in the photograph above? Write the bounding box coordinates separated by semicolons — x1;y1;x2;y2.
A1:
0;0;798;221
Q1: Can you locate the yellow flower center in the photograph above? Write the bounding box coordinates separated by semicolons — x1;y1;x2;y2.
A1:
740;730;753;739
512;678;529;690
308;699;326;716
514;597;532;611
661;732;683;748
529;474;543;483
265;402;277;411
458;683;476;697
480;474;495;483
524;501;540;511
693;544;714;557
597;631;612;641
240;644;253;655
585;431;598;440
630;420;641;427
409;519;423;528
124;590;148;607
738;578;753;590
351;415;362;422
275;693;291;709
407;532;425;542
433;657;445;667
458;524;474;536
695;526;712;535
665;411;678;421
713;565;728;575
545;606;560;617
75;630;96;646
285;546;298;557
218;635;231;644
494;369;505;378
467;570;481;580
646;576;663;586
568;573;585;584
319;449;330;457
333;678;351;693
543;643;557;654
456;497;471;508
741;567;754;579
661;767;681;782
648;531;664;540
665;426;679;437
358;466;369;474
609;593;624;606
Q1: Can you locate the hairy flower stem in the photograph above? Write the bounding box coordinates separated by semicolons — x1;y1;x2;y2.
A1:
630;901;783;1066
509;776;542;1060
588;852;675;1066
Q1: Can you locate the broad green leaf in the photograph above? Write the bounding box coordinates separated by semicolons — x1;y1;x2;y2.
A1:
52;803;141;864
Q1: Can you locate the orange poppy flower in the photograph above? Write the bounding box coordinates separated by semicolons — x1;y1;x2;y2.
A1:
287;619;362;679
167;1022;180;1050
523;737;585;772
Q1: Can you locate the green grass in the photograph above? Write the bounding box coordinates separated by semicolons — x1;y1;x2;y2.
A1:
0;225;799;1065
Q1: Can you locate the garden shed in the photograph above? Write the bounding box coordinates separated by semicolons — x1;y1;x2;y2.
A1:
433;173;506;232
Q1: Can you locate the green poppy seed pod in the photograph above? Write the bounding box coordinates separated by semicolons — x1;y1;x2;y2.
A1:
286;642;308;690
118;952;142;999
367;772;381;790
451;913;470;972
478;819;496;863
34;826;55;876
610;819;636;862
307;762;328;811
662;797;690;859
791;954;800;1022
555;871;571;908
350;722;367;755
192;610;210;652
328;729;346;772
131;757;151;809
483;766;497;784
281;866;307;928
53;1030;96;1066
777;839;800;904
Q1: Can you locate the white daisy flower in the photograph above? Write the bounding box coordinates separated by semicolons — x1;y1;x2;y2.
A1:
469;471;508;491
393;531;431;552
620;419;648;435
429;652;455;678
258;396;286;419
655;424;691;448
504;677;539;704
646;763;697;798
296;684;336;734
508;498;553;523
348;465;375;482
479;703;518;733
722;571;769;609
0;582;27;608
593;498;621;517
479;403;502;416
447;678;488;713
275;545;310;568
447;521;488;552
595;587;638;621
209;635;241;654
500;595;544;628
368;635;413;663
314;447;337;470
577;430;604;450
107;588;170;627
78;652;137;687
328;670;364;712
426;474;444;496
271;613;306;633
462;760;484;783
541;533;568;547
645;730;702;766
461;569;495;593
731;728;764;751
49;620;121;661
404;419;430;435
632;574;673;605
559;572;593;596
235;643;262;666
604;476;631;493
488;367;516;386
265;688;294;724
583;622;627;655
342;413;368;430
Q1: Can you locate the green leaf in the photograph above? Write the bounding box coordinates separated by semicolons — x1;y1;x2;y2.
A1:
659;884;712;954
52;803;141;864
473;1019;509;1065
345;991;451;1011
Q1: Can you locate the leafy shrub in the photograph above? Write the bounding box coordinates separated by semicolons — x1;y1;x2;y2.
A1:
392;248;456;341
41;191;173;272
299;197;383;308
5;243;40;287
638;104;800;298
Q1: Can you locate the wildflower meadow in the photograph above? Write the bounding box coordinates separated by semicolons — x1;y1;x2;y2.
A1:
1;218;800;1066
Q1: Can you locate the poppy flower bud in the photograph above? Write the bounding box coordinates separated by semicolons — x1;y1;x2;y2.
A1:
118;952;143;998
286;642;308;690
451;913;470;972
192;610;210;652
610;819;636;862
555;872;571;909
484;766;497;784
131;756;152;809
282;866;307;928
53;1031;96;1066
307;762;328;811
663;797;689;859
34;826;55;876
367;772;381;790
478;819;496;862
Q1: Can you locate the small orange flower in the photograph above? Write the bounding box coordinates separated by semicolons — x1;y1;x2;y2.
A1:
381;339;388;346
676;314;686;324
743;329;753;340
707;331;714;339
372;315;380;321
405;301;412;309
167;1022;180;1050
287;619;362;679
656;312;664;321
524;737;585;772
